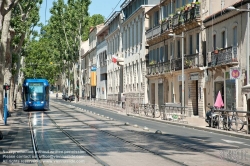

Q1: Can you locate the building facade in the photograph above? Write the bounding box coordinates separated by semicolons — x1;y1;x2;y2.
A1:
96;25;108;99
120;0;160;105
106;11;123;101
145;0;244;117
203;0;250;112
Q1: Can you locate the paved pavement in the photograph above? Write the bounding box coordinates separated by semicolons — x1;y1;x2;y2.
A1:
0;104;38;166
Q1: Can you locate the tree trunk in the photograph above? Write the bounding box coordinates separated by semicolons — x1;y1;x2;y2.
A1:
0;6;11;119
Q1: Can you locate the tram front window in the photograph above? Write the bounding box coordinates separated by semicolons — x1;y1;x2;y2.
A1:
28;83;44;101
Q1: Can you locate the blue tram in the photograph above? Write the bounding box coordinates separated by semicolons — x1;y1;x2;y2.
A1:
22;79;50;111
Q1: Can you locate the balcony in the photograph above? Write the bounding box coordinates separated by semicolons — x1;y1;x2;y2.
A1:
182;6;200;23
146;25;161;40
146;61;171;76
208;46;238;67
161;19;172;33
172;13;181;28
172;53;203;71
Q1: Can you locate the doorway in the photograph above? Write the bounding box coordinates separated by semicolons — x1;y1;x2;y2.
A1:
214;81;224;108
194;80;198;115
151;83;155;104
158;83;164;107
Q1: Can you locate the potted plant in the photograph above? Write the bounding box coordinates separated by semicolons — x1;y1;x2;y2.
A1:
176;8;181;14
161;18;166;24
191;2;196;8
214;49;219;54
149;60;156;65
180;6;185;12
195;1;201;7
185;59;192;67
185;4;191;11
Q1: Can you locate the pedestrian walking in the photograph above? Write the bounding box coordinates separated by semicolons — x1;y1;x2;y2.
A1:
121;94;126;109
56;92;58;99
14;100;16;109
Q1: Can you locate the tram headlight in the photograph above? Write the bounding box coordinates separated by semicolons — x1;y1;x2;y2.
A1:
29;101;32;104
41;101;44;104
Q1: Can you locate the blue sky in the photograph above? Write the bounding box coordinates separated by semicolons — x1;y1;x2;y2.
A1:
38;0;124;28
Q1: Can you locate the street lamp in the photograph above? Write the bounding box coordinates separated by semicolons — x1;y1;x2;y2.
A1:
168;32;185;110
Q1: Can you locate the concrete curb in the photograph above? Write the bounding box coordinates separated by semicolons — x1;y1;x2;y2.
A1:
78;101;250;139
126;113;250;139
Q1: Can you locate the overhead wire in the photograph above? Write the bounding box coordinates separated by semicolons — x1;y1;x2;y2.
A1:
105;0;123;20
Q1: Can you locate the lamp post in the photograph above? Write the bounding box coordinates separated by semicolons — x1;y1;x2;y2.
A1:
169;32;185;110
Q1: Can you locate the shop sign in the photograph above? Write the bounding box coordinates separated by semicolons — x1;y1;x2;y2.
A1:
230;68;241;79
190;72;199;80
178;75;185;82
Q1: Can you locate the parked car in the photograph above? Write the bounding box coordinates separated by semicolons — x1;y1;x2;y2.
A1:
64;94;69;101
68;95;75;102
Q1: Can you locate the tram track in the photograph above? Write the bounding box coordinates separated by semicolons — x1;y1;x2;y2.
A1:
48;103;188;166
28;113;44;166
49;102;249;166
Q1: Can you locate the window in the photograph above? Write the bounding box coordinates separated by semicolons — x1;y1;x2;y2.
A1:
233;26;237;46
213;34;216;50
222;31;226;48
177;40;181;58
189;35;193;54
196;33;199;53
182;0;186;6
157;48;159;63
171;42;174;59
176;0;180;9
165;45;168;61
160;47;164;62
154;11;159;26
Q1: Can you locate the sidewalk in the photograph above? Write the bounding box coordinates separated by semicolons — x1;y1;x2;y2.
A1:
76;99;250;139
0;103;37;166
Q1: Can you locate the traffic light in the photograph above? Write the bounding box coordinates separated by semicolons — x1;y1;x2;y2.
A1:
3;85;10;90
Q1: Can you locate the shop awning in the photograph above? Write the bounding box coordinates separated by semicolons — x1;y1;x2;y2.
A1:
242;84;250;94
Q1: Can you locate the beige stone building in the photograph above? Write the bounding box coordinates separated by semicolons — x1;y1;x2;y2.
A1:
203;0;250;112
145;0;239;117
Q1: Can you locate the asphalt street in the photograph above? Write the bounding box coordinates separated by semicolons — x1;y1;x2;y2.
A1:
56;99;250;150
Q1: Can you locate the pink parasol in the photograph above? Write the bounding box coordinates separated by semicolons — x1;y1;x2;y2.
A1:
214;91;224;108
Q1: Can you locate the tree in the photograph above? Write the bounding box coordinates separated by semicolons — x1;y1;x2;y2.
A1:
0;0;22;120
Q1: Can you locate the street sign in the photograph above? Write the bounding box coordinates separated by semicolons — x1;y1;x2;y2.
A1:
190;72;199;80
91;65;97;71
230;68;241;79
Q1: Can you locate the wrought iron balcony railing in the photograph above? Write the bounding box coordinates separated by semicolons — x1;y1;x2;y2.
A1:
145;25;161;39
172;53;203;71
209;46;237;67
161;19;172;32
146;61;171;76
146;54;204;76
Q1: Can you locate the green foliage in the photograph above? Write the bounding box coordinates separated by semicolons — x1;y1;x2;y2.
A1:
22;0;105;84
